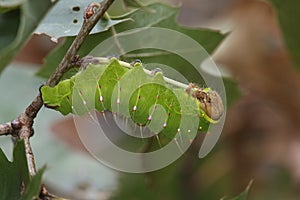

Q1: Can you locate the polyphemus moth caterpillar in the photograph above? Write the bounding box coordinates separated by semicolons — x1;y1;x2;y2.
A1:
41;58;224;141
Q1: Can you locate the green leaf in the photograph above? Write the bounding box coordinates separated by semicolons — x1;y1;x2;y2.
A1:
35;0;130;41
0;0;25;13
122;0;156;9
268;0;300;68
228;180;252;200
0;0;25;8
0;140;29;200
20;167;45;200
0;140;45;200
37;3;223;80
0;0;52;74
0;10;20;51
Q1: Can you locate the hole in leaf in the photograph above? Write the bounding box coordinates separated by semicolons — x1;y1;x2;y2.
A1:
72;6;80;12
73;19;78;24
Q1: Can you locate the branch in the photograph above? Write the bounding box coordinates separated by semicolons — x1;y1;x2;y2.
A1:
0;0;115;177
0;122;14;136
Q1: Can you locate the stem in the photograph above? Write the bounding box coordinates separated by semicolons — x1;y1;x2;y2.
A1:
23;137;36;175
0;122;13;136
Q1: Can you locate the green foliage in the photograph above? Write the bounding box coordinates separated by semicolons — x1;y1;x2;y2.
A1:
228;181;252;200
0;140;29;200
19;168;45;200
37;3;224;79
0;0;25;8
41;59;212;139
0;140;44;200
110;165;183;200
0;0;52;73
0;0;25;13
111;168;251;200
268;0;300;68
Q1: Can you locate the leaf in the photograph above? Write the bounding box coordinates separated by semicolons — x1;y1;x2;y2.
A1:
227;180;252;200
0;140;29;200
0;0;52;74
0;0;25;10
0;0;25;13
0;140;45;200
122;0;156;9
35;0;130;41
20;167;45;200
0;10;20;51
0;0;25;7
37;3;224;80
268;0;300;68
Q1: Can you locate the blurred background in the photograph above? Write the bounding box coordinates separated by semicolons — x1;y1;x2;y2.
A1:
1;0;300;199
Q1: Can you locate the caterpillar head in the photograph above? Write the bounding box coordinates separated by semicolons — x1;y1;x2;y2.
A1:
187;83;224;121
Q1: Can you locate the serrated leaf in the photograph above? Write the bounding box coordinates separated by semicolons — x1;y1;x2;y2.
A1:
20;167;45;200
0;0;52;74
268;0;300;68
0;140;29;200
37;3;224;80
35;0;130;41
0;140;45;200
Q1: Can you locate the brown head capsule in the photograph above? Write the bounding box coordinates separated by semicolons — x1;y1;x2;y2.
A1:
187;83;224;121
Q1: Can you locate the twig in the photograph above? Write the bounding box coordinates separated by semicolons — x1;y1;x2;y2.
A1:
39;184;67;200
0;0;115;182
0;122;14;136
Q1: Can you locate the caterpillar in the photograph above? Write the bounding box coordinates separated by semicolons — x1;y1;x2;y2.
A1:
41;58;224;141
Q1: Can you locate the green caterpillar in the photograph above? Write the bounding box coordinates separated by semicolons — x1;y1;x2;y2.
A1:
41;58;223;140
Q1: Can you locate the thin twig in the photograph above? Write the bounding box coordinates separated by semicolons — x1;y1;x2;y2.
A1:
0;122;13;136
0;0;115;180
